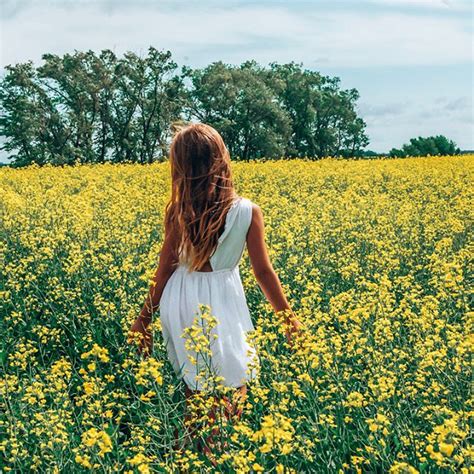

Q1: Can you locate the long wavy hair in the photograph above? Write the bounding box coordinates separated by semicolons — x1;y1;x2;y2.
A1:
164;123;239;272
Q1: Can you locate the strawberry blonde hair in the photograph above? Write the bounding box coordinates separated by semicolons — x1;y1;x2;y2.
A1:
164;123;238;272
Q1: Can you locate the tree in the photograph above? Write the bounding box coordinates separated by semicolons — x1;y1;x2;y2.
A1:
0;61;64;166
182;60;291;160
1;51;371;166
268;62;369;159
109;47;186;163
389;135;460;158
0;47;186;166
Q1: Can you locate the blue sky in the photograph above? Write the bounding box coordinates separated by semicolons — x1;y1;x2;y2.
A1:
1;0;472;160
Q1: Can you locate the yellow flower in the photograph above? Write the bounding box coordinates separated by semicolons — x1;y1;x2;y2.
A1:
438;442;454;456
389;461;419;473
80;427;112;457
2;154;472;473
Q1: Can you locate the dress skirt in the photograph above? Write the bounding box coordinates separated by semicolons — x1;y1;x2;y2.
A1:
159;264;259;391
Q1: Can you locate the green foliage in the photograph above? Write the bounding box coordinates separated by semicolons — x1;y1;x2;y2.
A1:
0;49;369;166
389;135;461;158
182;60;292;160
268;62;369;159
0;47;186;166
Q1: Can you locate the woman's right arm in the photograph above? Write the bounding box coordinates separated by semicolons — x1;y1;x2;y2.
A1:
128;217;179;356
246;204;302;340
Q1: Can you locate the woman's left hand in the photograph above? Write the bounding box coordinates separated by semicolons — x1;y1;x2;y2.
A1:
285;316;303;346
281;309;303;346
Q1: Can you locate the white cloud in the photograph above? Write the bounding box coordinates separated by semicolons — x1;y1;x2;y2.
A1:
0;1;472;156
361;94;473;151
0;1;471;69
368;0;471;10
368;114;472;152
358;101;409;117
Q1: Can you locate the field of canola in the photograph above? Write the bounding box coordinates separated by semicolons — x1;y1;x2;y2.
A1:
0;155;472;473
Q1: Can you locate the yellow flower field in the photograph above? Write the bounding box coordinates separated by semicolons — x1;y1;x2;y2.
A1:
0;155;472;473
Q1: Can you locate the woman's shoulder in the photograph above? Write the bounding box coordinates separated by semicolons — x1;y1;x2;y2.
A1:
236;195;255;206
235;196;259;229
235;195;257;214
238;195;260;213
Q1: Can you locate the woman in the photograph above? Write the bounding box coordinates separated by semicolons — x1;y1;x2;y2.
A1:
128;122;301;460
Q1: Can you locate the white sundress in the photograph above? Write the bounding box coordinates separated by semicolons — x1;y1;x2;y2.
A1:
158;196;260;391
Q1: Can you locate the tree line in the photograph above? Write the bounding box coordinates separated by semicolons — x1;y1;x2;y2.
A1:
389;135;460;158
0;46;370;166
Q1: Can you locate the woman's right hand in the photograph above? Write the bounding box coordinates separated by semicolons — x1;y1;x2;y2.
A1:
128;316;153;357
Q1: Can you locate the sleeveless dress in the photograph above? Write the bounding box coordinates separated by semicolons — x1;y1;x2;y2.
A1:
158;196;260;391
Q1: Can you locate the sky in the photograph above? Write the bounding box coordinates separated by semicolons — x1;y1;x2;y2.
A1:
0;0;472;162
